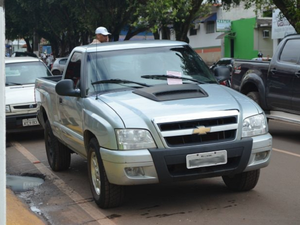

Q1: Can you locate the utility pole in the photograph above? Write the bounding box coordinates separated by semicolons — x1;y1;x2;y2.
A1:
0;0;6;224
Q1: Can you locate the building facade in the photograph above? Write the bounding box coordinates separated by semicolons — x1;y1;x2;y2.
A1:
188;4;274;64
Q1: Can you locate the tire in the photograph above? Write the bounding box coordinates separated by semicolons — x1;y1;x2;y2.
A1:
44;120;71;171
51;70;61;75
87;138;124;208
222;169;260;191
247;91;260;106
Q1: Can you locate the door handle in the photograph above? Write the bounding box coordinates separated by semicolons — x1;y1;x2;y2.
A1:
59;98;63;103
295;71;300;78
270;68;277;74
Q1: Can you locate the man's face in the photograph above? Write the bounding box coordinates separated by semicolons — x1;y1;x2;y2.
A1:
96;34;109;42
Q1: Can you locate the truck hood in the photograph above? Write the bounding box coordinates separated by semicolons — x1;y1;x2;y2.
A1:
99;84;261;127
5;84;35;105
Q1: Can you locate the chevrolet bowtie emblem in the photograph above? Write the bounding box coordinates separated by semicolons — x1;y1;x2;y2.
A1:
193;126;211;135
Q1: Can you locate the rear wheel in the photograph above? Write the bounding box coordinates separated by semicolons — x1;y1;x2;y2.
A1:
51;70;61;75
247;91;260;106
87;138;124;208
44;120;71;171
222;169;260;191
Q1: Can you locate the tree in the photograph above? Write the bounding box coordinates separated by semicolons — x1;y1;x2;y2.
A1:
5;0;211;56
133;0;210;42
209;0;300;33
5;0;149;56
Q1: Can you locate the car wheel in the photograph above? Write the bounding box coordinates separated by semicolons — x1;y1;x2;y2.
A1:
87;138;124;209
52;70;61;75
44;120;71;171
247;91;260;106
222;169;260;191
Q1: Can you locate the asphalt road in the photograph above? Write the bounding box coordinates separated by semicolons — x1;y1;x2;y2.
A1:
6;120;300;225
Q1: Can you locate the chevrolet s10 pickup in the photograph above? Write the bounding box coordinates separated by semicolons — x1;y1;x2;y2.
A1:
35;40;272;208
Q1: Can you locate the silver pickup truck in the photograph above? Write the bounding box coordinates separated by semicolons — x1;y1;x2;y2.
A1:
35;40;272;209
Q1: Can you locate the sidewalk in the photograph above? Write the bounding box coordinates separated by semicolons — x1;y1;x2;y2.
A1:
6;188;46;225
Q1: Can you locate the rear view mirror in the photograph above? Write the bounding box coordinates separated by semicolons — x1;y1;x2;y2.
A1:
56;79;80;97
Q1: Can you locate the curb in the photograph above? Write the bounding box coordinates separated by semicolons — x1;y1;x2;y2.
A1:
6;188;46;225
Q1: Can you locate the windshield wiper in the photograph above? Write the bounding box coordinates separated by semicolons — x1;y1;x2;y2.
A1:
92;79;150;87
141;75;204;84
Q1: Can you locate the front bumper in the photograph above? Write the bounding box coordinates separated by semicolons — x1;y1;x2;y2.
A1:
6;113;43;134
100;133;272;185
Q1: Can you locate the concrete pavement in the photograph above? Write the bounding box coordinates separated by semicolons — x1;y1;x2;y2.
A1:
6;188;46;225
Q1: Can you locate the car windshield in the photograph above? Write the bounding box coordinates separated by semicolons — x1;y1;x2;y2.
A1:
86;45;217;94
5;61;52;86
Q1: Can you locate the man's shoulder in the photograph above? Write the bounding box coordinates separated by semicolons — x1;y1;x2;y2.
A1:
90;39;101;44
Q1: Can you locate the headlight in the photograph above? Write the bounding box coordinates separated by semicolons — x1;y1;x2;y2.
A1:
242;114;267;137
116;129;157;150
5;105;11;113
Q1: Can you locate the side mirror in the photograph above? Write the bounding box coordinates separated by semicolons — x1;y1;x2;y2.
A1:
55;79;80;97
214;66;230;83
209;62;216;70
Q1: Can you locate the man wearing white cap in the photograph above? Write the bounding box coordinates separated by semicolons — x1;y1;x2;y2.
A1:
90;26;111;44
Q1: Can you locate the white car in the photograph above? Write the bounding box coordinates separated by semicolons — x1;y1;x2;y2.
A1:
51;57;68;75
5;57;53;133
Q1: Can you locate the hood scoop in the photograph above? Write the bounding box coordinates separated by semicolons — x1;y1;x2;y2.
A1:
133;84;208;101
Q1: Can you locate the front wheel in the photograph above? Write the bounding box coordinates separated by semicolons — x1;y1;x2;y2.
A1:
44;120;71;171
222;169;260;191
87;138;124;208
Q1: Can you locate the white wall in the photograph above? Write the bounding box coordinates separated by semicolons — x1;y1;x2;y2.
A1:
188;3;263;63
0;2;6;225
189;4;258;49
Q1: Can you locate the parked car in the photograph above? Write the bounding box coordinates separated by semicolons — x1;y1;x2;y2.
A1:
11;51;38;58
5;57;53;133
231;34;300;125
51;57;68;75
35;40;272;208
210;58;234;87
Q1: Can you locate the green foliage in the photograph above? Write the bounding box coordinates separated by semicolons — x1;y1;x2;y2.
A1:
132;0;208;41
5;0;210;55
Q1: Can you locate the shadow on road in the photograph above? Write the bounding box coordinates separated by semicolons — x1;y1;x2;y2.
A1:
268;120;300;143
6;130;44;146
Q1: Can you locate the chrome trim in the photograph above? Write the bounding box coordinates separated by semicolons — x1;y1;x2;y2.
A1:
161;123;238;137
153;110;239;124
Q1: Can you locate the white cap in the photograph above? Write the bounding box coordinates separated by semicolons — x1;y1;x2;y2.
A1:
95;27;111;35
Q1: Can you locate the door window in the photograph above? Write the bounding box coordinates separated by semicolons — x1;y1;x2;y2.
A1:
279;39;300;64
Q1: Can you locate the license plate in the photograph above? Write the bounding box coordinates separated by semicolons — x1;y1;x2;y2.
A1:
22;118;40;127
186;150;227;169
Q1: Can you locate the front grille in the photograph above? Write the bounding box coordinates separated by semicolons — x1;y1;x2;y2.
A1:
13;104;37;109
154;110;239;147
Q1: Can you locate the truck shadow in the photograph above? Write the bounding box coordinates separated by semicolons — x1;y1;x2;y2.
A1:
268;120;300;142
6;130;44;147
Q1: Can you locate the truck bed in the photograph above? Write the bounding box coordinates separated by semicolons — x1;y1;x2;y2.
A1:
231;60;270;92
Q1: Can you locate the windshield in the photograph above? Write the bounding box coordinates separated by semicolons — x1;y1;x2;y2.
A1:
5;61;52;86
86;45;217;94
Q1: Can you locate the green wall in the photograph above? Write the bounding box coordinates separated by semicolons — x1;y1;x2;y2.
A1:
224;17;259;59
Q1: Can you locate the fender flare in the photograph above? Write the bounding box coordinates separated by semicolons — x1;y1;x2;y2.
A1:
240;72;267;109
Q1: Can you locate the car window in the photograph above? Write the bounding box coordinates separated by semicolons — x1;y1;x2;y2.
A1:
86;45;216;94
279;39;300;64
59;59;67;65
65;52;82;88
5;61;52;85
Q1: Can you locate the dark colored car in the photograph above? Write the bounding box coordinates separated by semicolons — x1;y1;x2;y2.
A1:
210;58;234;87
